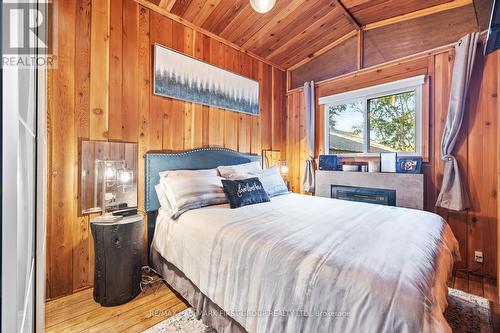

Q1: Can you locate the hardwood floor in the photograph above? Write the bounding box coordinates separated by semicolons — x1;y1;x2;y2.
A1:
45;283;187;332
448;271;499;303
46;272;499;332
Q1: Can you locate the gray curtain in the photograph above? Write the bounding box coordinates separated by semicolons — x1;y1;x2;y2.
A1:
302;81;315;193
436;32;479;211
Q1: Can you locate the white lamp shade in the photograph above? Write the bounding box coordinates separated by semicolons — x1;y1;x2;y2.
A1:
119;170;133;184
280;161;288;175
250;0;276;13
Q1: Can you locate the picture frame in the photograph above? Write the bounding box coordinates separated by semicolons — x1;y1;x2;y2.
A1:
262;150;281;169
153;44;260;115
380;152;397;173
319;155;338;171
396;157;423;174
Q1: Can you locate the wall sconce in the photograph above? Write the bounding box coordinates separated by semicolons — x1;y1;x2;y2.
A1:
279;160;288;176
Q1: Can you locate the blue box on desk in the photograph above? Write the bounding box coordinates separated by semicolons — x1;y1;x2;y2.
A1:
319;155;339;171
396;157;422;173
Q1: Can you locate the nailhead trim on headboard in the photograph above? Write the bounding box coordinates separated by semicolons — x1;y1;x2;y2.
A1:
144;148;261;259
144;148;260;212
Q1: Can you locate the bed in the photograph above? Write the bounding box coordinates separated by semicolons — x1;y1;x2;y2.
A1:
145;148;460;333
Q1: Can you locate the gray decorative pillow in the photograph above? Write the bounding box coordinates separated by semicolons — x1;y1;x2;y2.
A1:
226;166;288;197
249;166;289;197
161;175;227;219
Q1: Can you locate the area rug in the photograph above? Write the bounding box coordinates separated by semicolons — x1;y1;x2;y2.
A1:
143;288;493;333
445;288;493;333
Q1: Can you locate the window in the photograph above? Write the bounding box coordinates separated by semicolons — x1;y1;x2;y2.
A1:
320;76;424;156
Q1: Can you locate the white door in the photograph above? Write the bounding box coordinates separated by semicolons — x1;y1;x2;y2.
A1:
2;66;37;333
2;1;46;331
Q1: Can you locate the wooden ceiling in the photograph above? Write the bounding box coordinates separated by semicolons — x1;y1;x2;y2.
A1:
144;0;459;68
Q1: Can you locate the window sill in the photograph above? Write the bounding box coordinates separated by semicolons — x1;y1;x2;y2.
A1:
323;152;423;159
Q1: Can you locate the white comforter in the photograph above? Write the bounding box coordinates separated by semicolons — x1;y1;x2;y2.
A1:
152;193;459;333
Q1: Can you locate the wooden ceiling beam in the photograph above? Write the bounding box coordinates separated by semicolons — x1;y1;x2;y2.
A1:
335;0;361;30
357;30;363;70
158;0;177;12
135;0;286;71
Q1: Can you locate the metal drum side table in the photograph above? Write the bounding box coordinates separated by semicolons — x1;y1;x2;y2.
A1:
90;214;144;307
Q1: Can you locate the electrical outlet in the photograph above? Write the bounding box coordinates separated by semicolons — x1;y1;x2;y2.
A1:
474;251;484;263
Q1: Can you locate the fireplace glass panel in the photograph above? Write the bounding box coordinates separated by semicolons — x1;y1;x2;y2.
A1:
331;185;396;206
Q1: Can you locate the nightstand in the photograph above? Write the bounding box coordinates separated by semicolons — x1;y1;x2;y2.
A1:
90;214;144;306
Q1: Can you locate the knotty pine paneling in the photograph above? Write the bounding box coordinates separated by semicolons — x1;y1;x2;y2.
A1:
286;48;500;278
144;0;464;69
73;0;92;292
47;0;286;299
466;51;499;276
48;0;77;299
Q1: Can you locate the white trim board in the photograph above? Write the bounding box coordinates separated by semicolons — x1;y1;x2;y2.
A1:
318;75;426;105
321;74;425;156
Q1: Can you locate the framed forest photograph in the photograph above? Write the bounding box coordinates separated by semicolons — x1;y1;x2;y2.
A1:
153;44;260;116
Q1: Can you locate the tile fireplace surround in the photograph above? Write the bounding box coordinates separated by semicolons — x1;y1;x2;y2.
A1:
315;170;424;210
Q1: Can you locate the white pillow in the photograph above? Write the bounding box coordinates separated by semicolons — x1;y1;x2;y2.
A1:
155;184;172;212
161;175;227;219
217;161;261;179
159;168;218;179
155;184;169;208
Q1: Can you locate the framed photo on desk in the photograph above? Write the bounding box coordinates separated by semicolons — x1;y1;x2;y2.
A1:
380;152;397;173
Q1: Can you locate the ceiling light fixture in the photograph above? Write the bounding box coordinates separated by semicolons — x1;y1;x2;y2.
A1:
250;0;276;13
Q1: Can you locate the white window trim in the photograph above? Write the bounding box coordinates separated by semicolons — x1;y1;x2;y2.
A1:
320;75;425;157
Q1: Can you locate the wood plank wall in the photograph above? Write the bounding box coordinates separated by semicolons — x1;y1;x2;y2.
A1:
285;48;500;278
47;0;286;299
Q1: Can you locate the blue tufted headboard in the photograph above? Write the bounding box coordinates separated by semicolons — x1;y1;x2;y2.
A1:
144;148;261;257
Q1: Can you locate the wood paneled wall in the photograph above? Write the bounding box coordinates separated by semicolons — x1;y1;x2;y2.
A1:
47;0;286;299
286;48;500;278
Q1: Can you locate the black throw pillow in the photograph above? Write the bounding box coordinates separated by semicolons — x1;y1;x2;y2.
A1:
221;177;270;209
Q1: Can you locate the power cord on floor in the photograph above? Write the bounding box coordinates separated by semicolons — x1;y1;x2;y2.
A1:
140;266;166;293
